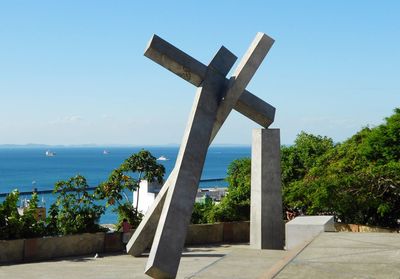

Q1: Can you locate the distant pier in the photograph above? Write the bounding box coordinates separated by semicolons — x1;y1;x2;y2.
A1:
0;178;226;197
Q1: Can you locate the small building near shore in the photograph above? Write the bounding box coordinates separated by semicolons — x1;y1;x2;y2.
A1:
195;188;227;203
134;181;228;214
134;180;163;214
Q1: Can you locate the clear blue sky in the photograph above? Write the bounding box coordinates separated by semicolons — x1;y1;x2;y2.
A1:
0;1;399;145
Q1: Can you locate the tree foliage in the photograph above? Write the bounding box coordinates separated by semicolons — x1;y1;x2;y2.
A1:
191;108;400;228
284;108;400;227
207;158;251;222
191;196;214;224
95;149;165;229
120;150;165;212
52;175;105;235
1;149;165;239
281;132;334;185
0;190;46;239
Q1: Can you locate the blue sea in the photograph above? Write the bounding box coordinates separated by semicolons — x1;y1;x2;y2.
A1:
0;146;250;223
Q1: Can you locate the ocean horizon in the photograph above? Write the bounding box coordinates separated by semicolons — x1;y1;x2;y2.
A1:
0;146;251;223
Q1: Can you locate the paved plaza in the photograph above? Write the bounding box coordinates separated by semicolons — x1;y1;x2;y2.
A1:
0;232;399;278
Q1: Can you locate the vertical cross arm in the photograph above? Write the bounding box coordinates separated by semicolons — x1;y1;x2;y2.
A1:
145;47;237;278
126;46;237;257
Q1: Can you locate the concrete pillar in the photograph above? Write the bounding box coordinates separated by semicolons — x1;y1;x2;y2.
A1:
250;128;284;250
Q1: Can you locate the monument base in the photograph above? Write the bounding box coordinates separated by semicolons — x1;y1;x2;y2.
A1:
285;216;335;250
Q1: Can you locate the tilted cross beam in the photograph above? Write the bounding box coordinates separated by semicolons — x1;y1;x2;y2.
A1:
127;33;275;278
145;35;276;128
127;35;276;258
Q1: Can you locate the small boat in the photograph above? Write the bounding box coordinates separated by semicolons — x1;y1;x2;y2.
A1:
157;155;169;161
45;150;56;157
103;150;110;155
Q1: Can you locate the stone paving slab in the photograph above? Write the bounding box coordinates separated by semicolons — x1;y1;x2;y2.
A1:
189;247;287;278
0;244;258;279
275;232;400;279
1;233;399;279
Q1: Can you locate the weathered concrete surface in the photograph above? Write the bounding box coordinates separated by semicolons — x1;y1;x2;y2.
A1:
0;232;125;265
186;223;224;245
127;42;239;258
126;170;173;256
145;33;274;278
186;221;250;245
222;221;250;243
145;47;237;278
234;91;275;129
144;34;276;128
286;216;334;250
23;232;105;261
128;33;275;260
3;233;399;279
192;247;287;279
0;239;24;264
210;32;274;139
250;128;284;250
0;244;287;279
104;232;124;253
0;222;250;265
275;232;400;278
335;223;398;233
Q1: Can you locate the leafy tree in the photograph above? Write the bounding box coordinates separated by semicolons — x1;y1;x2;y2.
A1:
281;132;334;185
20;192;47;238
0;190;22;239
284;108;400;227
192;109;400;228
1;150;165;238
120;150;165;212
96;169;136;208
53;175;105;235
95;169;142;229
208;158;251;222
0;190;46;239
358;108;400;163
46;203;59;236
191;196;214;224
95;150;165;229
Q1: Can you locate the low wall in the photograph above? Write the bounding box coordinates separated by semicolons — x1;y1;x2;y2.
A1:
0;221;250;265
2;222;398;265
335;223;398;233
0;232;119;265
0;239;24;263
23;232;105;261
185;221;250;245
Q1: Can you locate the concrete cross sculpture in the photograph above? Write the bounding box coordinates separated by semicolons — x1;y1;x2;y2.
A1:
127;33;276;278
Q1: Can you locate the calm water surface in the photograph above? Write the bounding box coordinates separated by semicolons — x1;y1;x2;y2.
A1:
0;146;250;223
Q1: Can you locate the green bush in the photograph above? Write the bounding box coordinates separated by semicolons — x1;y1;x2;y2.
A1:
206;158;251;223
191;196;214;224
0;190;46;240
95;149;165;230
283;108;400;227
52;175;105;235
1;149;165;239
192;108;400;228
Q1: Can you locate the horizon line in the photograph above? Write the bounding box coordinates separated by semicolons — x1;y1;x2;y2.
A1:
0;143;253;148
